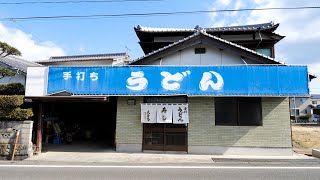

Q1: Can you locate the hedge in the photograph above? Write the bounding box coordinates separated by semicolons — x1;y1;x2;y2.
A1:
0;82;25;95
0;108;33;120
0;95;33;121
299;114;312;120
0;95;24;108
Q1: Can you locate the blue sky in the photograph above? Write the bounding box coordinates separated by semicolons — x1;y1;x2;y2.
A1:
0;0;319;93
0;0;217;59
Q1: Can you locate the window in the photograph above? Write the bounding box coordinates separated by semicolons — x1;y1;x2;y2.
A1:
300;98;306;103
290;108;300;116
215;97;262;126
195;48;206;54
312;101;317;104
256;48;272;57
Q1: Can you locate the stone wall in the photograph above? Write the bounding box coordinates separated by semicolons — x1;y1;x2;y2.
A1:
0;121;33;159
188;97;293;155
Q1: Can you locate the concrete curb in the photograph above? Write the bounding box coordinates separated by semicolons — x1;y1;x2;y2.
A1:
312;149;320;158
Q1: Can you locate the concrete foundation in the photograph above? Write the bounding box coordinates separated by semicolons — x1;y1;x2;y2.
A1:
312;149;320;158
188;146;293;156
116;144;142;152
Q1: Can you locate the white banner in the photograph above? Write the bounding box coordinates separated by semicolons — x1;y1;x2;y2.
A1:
141;104;157;123
156;105;173;123
141;104;189;124
172;104;189;124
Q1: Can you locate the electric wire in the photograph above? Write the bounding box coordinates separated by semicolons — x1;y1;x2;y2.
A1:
0;0;163;5
0;6;319;21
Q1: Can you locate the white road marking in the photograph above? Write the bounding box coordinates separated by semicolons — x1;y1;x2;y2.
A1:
0;165;320;169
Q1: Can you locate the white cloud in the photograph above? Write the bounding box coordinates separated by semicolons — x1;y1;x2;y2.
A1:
309;63;320;94
208;0;320;93
244;0;320;41
217;0;231;6
79;46;86;53
0;23;65;61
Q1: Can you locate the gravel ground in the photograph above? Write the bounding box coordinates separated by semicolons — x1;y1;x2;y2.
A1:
292;124;320;155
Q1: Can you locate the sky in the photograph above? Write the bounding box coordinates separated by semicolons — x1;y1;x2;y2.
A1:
0;0;319;93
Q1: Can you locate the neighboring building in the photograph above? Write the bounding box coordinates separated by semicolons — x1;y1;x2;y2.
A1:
289;97;310;117
311;95;320;122
310;94;320;107
36;53;130;66
0;56;42;85
25;22;310;156
289;95;320;122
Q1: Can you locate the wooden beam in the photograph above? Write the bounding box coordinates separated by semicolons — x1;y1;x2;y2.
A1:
11;130;20;161
36;103;43;153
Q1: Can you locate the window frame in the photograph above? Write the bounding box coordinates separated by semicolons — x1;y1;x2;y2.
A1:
256;48;272;57
214;97;263;126
290;108;300;116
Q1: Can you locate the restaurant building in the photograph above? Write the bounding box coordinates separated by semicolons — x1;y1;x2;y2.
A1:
25;22;310;156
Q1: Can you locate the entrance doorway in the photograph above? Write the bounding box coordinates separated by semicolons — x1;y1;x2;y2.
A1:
143;96;188;152
35;97;117;152
143;124;187;151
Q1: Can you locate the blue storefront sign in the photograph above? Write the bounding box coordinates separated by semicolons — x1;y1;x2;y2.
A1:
47;65;309;96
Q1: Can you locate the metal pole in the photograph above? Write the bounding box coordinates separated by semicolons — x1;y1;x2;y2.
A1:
294;96;297;123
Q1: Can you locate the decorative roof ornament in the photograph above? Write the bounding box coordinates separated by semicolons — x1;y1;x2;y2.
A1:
194;25;206;33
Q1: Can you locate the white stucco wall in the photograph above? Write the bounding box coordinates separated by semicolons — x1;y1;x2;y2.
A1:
148;45;258;65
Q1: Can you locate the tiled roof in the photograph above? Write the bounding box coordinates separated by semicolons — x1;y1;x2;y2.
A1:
311;94;320;99
130;30;284;65
37;53;128;63
135;22;279;33
0;56;42;73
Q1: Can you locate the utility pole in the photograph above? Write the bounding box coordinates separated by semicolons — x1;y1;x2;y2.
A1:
294;97;297;123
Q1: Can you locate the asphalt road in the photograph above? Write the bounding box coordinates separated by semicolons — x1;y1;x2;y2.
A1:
0;165;320;180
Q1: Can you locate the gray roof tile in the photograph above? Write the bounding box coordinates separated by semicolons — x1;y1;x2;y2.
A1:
0;56;42;73
136;22;279;33
37;53;129;63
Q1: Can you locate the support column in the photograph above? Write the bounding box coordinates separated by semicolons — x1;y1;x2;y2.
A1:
36;103;43;153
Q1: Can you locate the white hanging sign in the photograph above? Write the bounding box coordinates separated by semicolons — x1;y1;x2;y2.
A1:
156;105;173;123
141;104;157;123
141;103;189;124
172;104;189;124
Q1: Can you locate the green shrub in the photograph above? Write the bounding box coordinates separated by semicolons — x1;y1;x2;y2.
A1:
0;95;33;121
0;83;25;95
0;108;33;120
0;95;24;107
299;114;312;120
0;67;16;79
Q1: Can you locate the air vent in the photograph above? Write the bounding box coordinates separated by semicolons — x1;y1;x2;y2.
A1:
195;48;206;54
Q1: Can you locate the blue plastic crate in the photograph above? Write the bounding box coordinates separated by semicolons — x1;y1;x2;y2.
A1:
53;136;61;144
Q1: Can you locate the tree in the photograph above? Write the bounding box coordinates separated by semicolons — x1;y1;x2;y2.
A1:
0;41;22;79
0;41;21;57
0;42;32;120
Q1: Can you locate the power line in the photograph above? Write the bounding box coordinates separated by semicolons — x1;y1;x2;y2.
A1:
0;0;163;5
1;6;319;21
